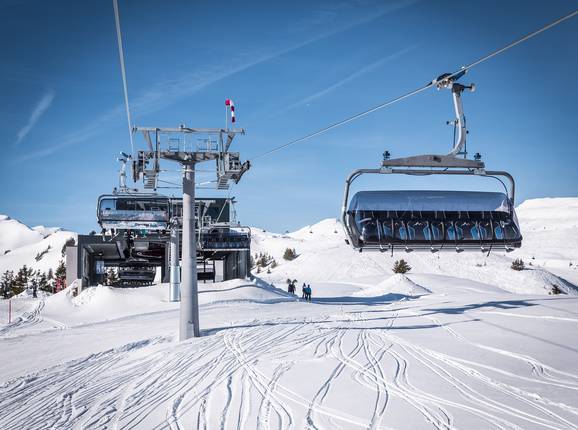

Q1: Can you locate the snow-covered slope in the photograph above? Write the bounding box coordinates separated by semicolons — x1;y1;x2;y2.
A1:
0;214;76;274
0;215;44;255
251;198;578;295
1;198;578;429
510;197;578;282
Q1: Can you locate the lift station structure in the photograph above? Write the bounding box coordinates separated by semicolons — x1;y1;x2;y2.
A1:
69;121;251;340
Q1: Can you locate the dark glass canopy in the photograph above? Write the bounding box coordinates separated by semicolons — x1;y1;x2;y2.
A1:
346;190;522;251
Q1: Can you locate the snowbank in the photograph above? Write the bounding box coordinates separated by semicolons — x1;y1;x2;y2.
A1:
354;274;431;297
36;279;293;328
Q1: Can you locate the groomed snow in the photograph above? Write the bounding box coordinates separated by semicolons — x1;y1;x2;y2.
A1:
2;277;578;429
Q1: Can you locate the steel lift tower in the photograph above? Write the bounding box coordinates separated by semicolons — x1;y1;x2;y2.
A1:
132;125;250;340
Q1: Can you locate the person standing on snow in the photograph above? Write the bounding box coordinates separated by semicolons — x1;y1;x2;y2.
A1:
302;283;307;299
31;279;38;299
305;284;312;302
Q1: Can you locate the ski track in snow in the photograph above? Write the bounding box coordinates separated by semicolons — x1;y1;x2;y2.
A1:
1;287;578;429
0;299;46;336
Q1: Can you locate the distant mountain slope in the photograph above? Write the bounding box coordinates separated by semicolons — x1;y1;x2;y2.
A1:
0;215;76;274
0;215;45;255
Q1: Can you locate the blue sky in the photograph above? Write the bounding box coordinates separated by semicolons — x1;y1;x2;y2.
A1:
1;0;577;233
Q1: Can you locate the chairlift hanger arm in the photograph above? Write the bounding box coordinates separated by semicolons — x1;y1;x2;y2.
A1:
448;83;469;157
434;73;476;157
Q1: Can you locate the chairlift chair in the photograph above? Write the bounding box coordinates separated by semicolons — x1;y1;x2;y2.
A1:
97;193;171;232
341;72;522;254
117;261;156;286
198;223;251;251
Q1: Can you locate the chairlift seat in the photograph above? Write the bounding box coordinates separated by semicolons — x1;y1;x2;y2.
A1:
347;190;522;250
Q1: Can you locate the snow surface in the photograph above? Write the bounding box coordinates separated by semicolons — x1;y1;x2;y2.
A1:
0;215;44;255
1;198;578;429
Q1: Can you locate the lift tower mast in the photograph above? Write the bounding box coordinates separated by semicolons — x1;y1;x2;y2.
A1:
132;125;250;340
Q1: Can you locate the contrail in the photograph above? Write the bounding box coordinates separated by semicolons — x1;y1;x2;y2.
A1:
15;90;55;146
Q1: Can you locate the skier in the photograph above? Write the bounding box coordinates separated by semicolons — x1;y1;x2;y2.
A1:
302;283;306;299
305;284;312;302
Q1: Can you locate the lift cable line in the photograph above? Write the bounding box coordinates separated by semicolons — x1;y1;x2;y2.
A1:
112;0;135;157
249;8;578;162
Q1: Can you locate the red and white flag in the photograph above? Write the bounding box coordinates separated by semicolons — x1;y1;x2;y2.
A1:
225;99;236;123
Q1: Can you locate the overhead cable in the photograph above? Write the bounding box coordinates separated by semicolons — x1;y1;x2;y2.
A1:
249;9;578;162
112;0;135;156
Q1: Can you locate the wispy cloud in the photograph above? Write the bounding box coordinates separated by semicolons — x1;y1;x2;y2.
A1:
15;90;55;146
286;45;418;111
113;1;418;119
16;0;416;162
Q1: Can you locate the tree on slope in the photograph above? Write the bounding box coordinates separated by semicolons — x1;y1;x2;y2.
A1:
54;261;67;291
283;248;297;261
254;252;274;268
1;270;15;298
35;245;52;262
38;272;51;293
392;259;411;274
13;265;33;295
511;259;525;271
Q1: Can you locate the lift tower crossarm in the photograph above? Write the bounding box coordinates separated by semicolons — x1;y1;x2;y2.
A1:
134;126;245;134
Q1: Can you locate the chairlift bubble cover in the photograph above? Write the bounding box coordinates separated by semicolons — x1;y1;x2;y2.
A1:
348;190;511;213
